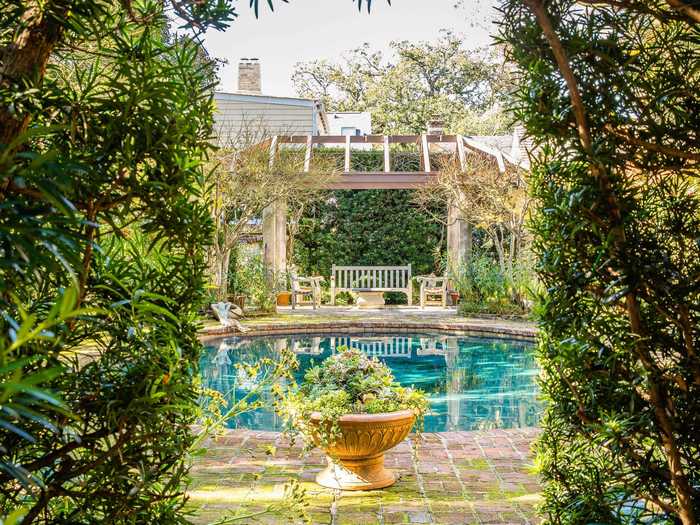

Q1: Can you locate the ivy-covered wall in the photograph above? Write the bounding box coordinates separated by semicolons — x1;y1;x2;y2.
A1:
294;189;446;279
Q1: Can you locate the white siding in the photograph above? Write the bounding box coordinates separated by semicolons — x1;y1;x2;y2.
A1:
213;95;316;147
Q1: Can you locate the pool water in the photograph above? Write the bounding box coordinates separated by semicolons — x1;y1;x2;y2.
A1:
200;333;542;432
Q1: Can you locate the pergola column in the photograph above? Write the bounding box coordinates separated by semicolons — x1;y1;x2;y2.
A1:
262;199;287;277
446;200;472;269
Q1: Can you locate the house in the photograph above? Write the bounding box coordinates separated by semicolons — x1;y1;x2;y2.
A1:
325;111;372;136
213;59;328;147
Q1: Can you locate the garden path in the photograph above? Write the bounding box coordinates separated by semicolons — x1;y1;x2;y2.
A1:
189;428;541;525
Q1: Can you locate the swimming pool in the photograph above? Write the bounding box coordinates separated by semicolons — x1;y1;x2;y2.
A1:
200;333;542;433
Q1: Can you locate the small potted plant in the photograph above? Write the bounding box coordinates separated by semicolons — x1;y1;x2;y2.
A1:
448;290;460;306
276;290;292;306
280;348;428;490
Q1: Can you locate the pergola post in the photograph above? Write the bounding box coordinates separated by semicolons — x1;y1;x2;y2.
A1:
262;199;287;279
263;135;287;280
446;200;472;270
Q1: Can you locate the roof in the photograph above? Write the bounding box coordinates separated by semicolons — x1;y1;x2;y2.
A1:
214;91;320;108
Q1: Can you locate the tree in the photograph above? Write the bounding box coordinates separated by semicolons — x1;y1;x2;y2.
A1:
292;31;513;134
208;133;334;301
415;155;532;309
497;0;700;523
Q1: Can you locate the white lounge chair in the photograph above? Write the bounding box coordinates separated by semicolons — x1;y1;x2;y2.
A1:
291;272;324;310
416;275;448;309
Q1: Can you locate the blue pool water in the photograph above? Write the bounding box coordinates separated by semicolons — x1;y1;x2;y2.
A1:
200;333;541;432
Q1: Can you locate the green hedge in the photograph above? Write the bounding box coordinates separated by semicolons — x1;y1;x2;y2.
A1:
294;189;446;294
294;150;447;303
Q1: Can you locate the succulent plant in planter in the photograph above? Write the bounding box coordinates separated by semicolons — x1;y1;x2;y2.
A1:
280;347;428;490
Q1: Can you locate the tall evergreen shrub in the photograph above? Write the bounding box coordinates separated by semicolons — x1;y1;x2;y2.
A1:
497;1;699;523
0;1;232;522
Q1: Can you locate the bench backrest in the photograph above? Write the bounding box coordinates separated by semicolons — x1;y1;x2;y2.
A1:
331;264;412;291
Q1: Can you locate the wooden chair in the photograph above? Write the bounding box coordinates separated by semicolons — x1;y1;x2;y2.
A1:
416;275;448;309
291;272;324;310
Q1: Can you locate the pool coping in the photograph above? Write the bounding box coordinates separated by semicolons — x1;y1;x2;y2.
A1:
199;319;537;343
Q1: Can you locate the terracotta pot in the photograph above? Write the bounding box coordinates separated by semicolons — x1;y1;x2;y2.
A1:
310;410;416;490
276;291;292;306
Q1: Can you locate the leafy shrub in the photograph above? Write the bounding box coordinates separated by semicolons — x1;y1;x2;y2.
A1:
451;251;532;315
0;1;226;522
279;348;428;449
498;1;700;523
236;254;278;313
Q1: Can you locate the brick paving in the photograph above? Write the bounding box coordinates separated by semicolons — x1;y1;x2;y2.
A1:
188;428;541;525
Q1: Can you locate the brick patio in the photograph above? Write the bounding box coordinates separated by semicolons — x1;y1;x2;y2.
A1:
188;428;542;525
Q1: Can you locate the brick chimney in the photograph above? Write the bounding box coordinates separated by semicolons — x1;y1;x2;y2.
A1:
427;119;445;136
238;58;261;93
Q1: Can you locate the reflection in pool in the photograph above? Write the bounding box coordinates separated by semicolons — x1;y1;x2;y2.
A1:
200;333;542;433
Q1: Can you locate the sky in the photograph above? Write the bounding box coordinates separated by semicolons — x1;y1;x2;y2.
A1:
203;0;497;97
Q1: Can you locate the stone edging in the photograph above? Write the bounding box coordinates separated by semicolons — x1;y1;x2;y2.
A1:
200;319;536;342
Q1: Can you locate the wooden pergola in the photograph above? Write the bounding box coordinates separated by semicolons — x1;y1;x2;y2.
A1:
266;133;523;190
262;133;525;276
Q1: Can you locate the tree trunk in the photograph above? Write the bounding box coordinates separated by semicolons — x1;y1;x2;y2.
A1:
216;248;231;302
0;2;67;147
489;228;506;274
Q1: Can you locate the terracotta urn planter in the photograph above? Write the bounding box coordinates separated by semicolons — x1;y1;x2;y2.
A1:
310;409;416;490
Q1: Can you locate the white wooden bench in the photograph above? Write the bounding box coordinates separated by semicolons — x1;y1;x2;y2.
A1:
330;265;413;306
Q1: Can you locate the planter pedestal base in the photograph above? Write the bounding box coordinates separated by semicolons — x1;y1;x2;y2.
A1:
316;453;395;490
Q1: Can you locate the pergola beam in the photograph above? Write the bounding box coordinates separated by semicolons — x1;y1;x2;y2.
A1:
456;134;466;171
462;135;506;173
277;134;459;145
268;135;278;168
421;134;431;172
327;172;438;190
264;134;522;186
303;135;312;172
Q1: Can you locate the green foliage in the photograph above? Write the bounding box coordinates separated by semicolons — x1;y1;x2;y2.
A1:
293;32;512;134
451;250;535;316
453;252;510;314
295;188;444;299
279;348;427;450
0;0;240;522
235;254;278;313
497;0;700;523
196;347;312;523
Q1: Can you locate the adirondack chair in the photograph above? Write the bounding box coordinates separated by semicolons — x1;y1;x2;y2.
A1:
290;271;324;310
416;275;448;309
